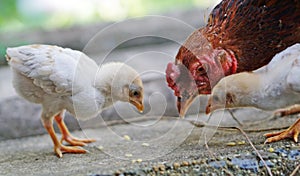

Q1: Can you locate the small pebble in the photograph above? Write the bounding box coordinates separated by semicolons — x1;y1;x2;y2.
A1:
123;135;131;141
158;164;165;171
173;162;180;169
226;142;236;146
199;159;206;164
136;159;143;163
181;161;189;166
191;160;198;165
96;145;104;150
142;143;150;147
153;166;159;172
268;147;274;153
114;170;121;176
193;165;201;172
125;153;133;157
271;159;278;164
226;160;233;166
237;141;246;145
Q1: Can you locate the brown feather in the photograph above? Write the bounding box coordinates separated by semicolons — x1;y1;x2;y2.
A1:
204;0;300;72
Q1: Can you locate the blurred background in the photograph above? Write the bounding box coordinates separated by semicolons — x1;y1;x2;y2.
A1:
0;0;228;140
1;0;219;30
0;0;221;64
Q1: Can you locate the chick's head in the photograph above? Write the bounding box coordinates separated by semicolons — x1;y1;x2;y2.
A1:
206;72;254;114
107;63;144;113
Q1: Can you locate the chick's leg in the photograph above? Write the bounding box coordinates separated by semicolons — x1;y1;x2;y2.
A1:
264;118;300;143
264;105;300;143
42;118;86;158
55;111;96;146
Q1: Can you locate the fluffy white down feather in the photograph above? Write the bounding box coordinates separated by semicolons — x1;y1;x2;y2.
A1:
208;43;300;111
206;44;300;144
6;44;141;120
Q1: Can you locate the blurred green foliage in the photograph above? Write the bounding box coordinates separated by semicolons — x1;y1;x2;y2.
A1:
0;0;215;32
0;0;14;65
0;0;218;65
0;0;19;25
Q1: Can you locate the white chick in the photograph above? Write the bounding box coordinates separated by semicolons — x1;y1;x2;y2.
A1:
206;43;300;143
6;44;144;157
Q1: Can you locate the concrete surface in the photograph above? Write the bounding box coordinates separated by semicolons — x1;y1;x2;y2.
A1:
0;114;299;175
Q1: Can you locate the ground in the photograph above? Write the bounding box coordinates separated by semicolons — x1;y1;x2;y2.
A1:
0;114;299;176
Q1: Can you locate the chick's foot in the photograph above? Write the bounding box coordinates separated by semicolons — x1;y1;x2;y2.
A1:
264;118;300;143
43;118;88;158
54;144;87;158
55;114;96;146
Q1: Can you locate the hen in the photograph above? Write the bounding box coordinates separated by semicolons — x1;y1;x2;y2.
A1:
166;0;300;117
6;45;144;157
206;43;300;143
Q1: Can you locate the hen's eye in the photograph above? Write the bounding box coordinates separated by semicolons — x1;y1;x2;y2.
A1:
198;67;204;72
197;66;206;75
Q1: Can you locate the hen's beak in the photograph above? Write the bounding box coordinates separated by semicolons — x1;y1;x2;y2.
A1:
178;93;197;118
130;100;144;113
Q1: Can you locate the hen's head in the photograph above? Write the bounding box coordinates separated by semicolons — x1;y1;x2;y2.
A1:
166;30;237;117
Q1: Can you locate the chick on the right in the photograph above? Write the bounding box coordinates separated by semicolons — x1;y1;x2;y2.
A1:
206;43;300;143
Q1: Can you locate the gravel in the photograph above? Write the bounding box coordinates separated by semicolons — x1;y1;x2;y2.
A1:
112;144;300;175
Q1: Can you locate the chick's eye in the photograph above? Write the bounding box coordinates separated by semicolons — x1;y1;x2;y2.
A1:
213;95;219;101
133;91;139;97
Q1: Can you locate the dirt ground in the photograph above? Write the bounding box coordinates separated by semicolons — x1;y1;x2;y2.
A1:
0;113;299;176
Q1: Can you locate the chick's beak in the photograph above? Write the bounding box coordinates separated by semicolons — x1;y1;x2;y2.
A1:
205;97;212;114
205;96;224;114
178;93;197;118
130;99;144;113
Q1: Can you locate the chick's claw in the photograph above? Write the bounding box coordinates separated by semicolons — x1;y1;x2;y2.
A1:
264;118;300;143
55;145;87;158
61;136;96;146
